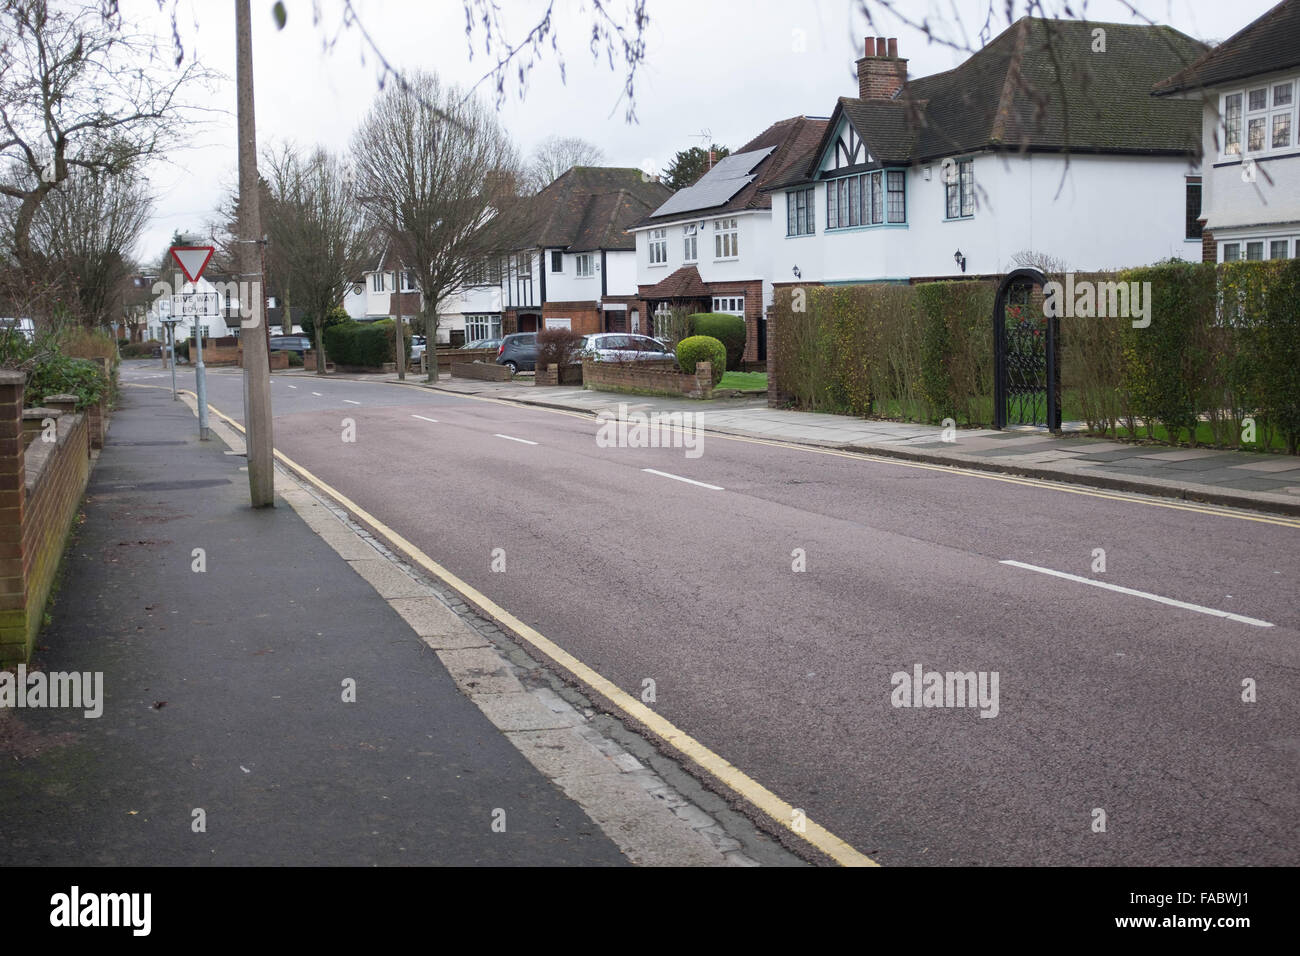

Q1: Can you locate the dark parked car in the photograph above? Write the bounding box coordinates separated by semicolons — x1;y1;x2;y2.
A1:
495;332;538;373
269;334;311;354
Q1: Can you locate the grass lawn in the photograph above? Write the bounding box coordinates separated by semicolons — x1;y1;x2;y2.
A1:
717;371;768;391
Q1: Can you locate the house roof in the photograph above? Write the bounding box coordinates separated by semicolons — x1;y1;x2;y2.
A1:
776;17;1206;189
639;265;711;299
486;167;671;253
636;116;829;225
1154;0;1300;95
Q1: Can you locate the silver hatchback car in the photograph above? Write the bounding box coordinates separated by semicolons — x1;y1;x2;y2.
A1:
580;333;674;363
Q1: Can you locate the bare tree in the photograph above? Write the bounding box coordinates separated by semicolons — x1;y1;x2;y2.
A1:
0;0;211;272
351;71;519;381
28;164;153;328
524;135;605;194
263;145;370;375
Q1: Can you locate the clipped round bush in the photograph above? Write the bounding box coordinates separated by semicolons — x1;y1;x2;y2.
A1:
675;335;726;386
689;312;746;371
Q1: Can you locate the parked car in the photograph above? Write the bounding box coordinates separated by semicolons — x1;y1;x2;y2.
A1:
462;337;502;351
269;334;311;354
495;332;538;373
409;335;427;361
581;333;675;364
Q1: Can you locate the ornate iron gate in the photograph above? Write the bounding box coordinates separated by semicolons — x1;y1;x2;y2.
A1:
993;268;1060;430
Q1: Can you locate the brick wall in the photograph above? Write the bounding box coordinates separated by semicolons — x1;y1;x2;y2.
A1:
582;359;713;399
543;301;601;336
0;371;94;665
450;362;513;382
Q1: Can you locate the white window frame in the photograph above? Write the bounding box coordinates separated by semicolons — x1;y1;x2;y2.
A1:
575;254;595;278
1220;74;1299;159
371;273;385;292
465;314;502;341
550;250;564;273
711;295;744;316
713;218;739;260
944;158;975;220
648;228;667;266
652;302;672;338
683;224;698;262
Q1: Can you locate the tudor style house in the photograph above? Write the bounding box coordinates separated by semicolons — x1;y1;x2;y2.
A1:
1154;0;1300;263
629;116;826;363
764;22;1208;290
487;167;672;337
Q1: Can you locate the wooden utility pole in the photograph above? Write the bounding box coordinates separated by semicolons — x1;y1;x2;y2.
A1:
236;0;275;507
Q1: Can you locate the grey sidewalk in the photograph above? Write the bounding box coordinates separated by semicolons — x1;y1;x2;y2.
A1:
0;385;632;865
318;370;1300;517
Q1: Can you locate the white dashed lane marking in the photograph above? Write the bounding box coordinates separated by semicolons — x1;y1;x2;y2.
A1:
642;469;723;491
1000;560;1275;627
495;434;538;445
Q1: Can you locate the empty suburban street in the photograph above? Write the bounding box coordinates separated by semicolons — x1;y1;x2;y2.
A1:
128;362;1300;867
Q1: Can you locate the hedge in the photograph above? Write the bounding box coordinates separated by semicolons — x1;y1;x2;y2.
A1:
323;319;407;368
770;260;1300;450
689;313;746;371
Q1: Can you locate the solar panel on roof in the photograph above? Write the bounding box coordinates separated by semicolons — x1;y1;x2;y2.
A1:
650;146;776;218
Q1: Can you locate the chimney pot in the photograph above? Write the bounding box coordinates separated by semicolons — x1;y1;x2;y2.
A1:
888;38;898;58
876;37;888;57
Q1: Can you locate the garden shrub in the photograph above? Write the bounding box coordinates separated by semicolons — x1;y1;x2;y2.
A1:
689;313;746;371
26;355;107;410
675;335;726;385
537;327;584;368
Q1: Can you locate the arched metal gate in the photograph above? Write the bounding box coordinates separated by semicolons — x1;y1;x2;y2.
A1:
993;268;1060;431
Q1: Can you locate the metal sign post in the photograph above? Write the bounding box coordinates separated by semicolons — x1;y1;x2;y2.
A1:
160;317;180;400
170;246;218;441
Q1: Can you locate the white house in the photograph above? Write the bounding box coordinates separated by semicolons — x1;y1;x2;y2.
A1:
489;167;672;337
628;116;827;363
765;22;1208;291
1154;0;1300;263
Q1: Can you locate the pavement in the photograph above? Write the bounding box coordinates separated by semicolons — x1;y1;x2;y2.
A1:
287;369;1300;517
0;382;786;866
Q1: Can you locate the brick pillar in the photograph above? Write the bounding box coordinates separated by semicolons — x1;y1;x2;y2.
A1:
22;408;60;449
0;371;27;662
693;362;714;399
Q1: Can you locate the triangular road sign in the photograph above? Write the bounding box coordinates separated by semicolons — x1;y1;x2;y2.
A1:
170;246;216;283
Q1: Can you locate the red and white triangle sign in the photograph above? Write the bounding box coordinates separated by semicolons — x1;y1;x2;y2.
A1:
170;246;215;283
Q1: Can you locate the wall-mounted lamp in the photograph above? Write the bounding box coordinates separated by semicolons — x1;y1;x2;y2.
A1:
792;266;802;279
954;250;967;273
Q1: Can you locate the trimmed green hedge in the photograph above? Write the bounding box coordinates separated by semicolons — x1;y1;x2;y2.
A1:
689;313;746;371
675;335;726;386
770;260;1300;450
323;319;407;368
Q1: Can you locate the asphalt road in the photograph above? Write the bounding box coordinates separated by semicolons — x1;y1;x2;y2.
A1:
130;361;1300;866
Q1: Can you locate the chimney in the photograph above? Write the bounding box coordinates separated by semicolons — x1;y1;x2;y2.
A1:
707;150;716;170
857;36;907;100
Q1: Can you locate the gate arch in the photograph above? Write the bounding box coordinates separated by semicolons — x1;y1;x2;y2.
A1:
993;268;1060;431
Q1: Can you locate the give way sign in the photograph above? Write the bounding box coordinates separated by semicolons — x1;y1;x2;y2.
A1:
170;246;216;283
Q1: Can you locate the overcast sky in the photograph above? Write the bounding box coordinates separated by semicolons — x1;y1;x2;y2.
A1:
121;0;1281;261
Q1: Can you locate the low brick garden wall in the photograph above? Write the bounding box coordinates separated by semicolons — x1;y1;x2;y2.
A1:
451;362;513;382
0;372;98;664
582;359;714;399
535;364;584;386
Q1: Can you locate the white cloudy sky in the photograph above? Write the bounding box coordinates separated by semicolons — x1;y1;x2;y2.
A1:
119;0;1280;260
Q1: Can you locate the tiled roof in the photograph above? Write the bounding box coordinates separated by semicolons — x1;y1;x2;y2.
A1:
639;265;711;299
497;167;671;252
1155;0;1300;95
636;115;828;225
775;16;1206;190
